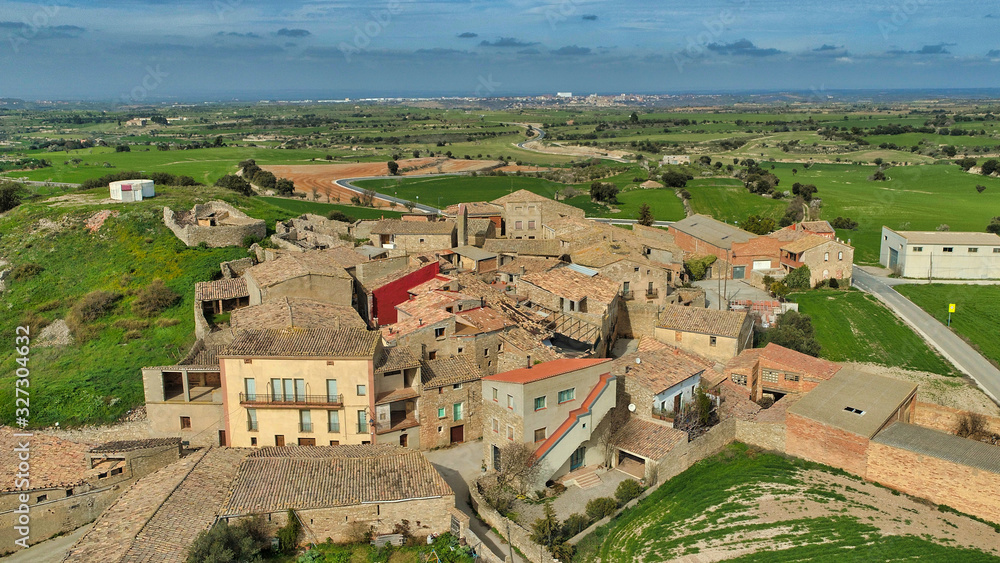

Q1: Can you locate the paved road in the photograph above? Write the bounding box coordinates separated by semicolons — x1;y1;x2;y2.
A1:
424;442;525;563
334;174;451;214
588;217;674;227
3;523;90;563
853;268;1000;402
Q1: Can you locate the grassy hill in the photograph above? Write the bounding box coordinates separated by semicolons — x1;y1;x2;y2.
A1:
895;284;1000;369
0;185;364;427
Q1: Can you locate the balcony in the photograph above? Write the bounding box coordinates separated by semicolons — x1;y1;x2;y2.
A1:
328;423;341;433
645;289;659;298
375;412;419;435
239;393;343;408
247;420;259;432
621;290;634;301
780;255;804;269
299;422;313;433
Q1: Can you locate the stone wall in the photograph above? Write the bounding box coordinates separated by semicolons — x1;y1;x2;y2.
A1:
0;485;122;554
617;301;660;339
164;201;266;248
481;400;524;471
356;256;409;286
735;420;786;452
469;480;548;563
419;381;483;449
913;401;1000;436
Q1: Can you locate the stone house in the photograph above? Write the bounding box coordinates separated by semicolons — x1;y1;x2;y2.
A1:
654;306;753;364
369;219;457;254
443;201;504;232
587;255;681;307
614;337;713;421
491;189;584;239
451;246;499;274
668;215;755;278
785;368;917;477
243;250;355;308
193;277;250;338
0;431;181;554
779;234;854;287
481;358;616;487
230;297;366;333
163;201;266;248
607;417;688;481
142;341;226;447
419;356;484;448
495;256;562;285
219;446;455;543
723;343;842;402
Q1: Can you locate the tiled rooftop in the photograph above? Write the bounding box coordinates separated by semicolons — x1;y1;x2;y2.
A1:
0;428;93;492
421;356;482;388
615;417;687;460
220;327;380;358
657;306;749;338
375;345;421;374
483;238;563;257
444;201;504;216
370;219;456;235
456;306;509;333
614;338;711;394
375;386;421;405
725;343;842;381
781;234;837;254
194;278;249;301
497;256;562;275
221;446;453;514
89;437;181;454
521;267;620;303
231;298;365;332
245;249;352;288
670;214;755;250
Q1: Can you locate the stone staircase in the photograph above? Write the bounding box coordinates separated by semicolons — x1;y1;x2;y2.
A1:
574;471;602;490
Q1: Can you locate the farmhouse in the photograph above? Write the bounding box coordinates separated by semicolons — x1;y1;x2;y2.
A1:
879;227;1000;279
724;342;842;402
668;215;756;276
654;306;753;363
482;358;616;487
779;234;854;286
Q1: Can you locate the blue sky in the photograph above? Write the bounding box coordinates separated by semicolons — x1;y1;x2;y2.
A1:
1;0;998;100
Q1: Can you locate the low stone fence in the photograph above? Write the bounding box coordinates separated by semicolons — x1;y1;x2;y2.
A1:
913;401;1000;436
469;482;549;563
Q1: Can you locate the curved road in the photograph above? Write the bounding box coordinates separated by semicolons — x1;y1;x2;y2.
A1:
512;123;631;163
853;268;1000;402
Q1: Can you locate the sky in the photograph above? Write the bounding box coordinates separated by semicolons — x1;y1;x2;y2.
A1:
1;0;999;101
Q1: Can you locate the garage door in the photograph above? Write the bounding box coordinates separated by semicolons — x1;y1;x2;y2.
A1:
752;260;771;270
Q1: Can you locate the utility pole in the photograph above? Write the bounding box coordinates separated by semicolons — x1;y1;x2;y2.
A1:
929;252;933;282
717;262;722;310
723;249;730;311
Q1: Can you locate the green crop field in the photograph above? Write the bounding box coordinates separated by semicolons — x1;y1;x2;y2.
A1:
0;185;338;426
352;175;567;208
258;196;402;220
896;284;1000;368
574;443;999;562
789;289;957;375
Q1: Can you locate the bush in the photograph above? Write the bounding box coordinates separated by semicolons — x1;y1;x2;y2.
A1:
551;542;574;561
0;181;27;213
585;497;618;520
187;516;270;562
661;170;690;188
561;513;590;538
132;279;181;316
10;263;44;281
215;174;253;196
529;504;561;549
830;216;858;230
986;217;1000;235
684;255;717;281
957;412;988;438
277;509;302;554
71;291;121;323
614;479;643;505
784;265;811;290
326;210;356;223
759;310;820;357
828;277;840;289
275;178;295;196
757;395;775;409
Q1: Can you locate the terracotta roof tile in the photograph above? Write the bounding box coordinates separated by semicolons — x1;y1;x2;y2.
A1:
521;267;620;303
421;356;482;388
0;428;93;492
657;306;749;338
485;358;611;385
483;238;563;257
371;219;456;235
89;438;181;453
220;328;380;358
245;250;351;288
444;202;504;216
615;418;686;459
375;346;421;374
456;306;509;333
614;339;711;394
231;298;365;332
194;278;248;301
780;234;836;254
800;221;835;234
497;257;562;275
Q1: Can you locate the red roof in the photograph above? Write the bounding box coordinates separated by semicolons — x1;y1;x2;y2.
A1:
484;357;611;385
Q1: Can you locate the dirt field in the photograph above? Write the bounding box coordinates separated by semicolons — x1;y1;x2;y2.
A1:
264;158;510;206
519;140;632;162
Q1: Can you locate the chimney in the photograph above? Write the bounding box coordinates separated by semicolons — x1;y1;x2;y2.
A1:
520;265;525;276
458;203;469;246
419;318;423;326
481;297;485;308
526;355;532;368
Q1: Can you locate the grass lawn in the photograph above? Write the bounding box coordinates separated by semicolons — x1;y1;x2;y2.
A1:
573;443;999;563
789;289;957;375
0;186;319;426
283;533;475;563
895;284;1000;368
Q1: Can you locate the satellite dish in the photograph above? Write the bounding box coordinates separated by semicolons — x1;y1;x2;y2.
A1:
627;403;636;412
635;357;642;364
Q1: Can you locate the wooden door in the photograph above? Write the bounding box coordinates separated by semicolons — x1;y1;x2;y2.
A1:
275;435;285;447
450;425;464;444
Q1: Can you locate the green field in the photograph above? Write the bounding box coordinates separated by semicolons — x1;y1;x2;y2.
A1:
258;196;402;220
896;284;1000;368
0;186;332;426
789;289;957;375
574;443;998;562
352;175;567;208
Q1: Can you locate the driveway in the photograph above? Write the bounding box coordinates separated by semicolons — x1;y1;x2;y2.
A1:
693;278;773;310
853;268;1000;402
424;442;526;563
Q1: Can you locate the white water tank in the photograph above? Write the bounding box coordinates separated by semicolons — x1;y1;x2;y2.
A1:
109;179;155;202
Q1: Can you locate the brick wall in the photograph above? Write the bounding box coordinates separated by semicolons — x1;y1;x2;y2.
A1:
913;402;1000;436
735;420;786;452
785;413;869;476
866;441;1000;524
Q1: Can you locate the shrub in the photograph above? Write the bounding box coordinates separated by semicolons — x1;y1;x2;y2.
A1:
757;396;775;409
215;174;253;196
187;516;270;562
956;412;988;438
132;279;181;316
585;497;618;520
615;479;643;505
326;210;356;223
277;509;302;554
10;263;44;281
976;184;987;194
551;542;574;561
0;181;27;213
684;255;717;281
275;178;295;195
784;265;811;290
71;291;121;323
561;513;590;538
986;217;1000;235
828;277;840;289
830;216;858;230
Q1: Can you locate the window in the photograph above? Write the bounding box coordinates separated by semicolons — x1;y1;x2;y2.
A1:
507;394;514;409
250;437;257;446
244;378;256;399
180;416;191;429
528;220;536;230
438;407;446;419
328;411;340;433
299;410;312;432
785;373;800;382
498;343;503;352
111;467;123;476
709;336;717;347
37;494;47;503
326;379;338;402
428;351;437;360
453;402;464;421
534;428;547;442
492;388;498;401
357;384;367;396
357;410;369;433
493;419;499;433
484;348;489;357
912;246;923;252
515;220;523;230
634;267;640;273
732;374;747;386
943;247;954;253
271;378;305;402
247;409;258;432
762;370;779;384
558;388;575;403
434;327;445;338
507;425;514;440
453;382;463;390
969;247;979;253
458;347;464;353
838;251;843;260
329;440;339;446
994;248;1000;253
298;438;316;446
534;396;547;411
824;252;829;262
275;435;285;447
844;407;866;415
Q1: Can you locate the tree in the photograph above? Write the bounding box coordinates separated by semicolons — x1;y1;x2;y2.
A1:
982;159;999;176
530;504;562;550
359;188;377;207
186;516;269;563
214;135;225;147
759;310;820;357
661;170;690;188
637;203;654;226
412;150;420;158
215;174;253;196
791;168;798;175
831;216;859;230
275;178;295;196
791;182;818;202
629;111;639;123
976;184;987;194
784;265;811;290
779;196;807;227
986;217;1000;235
250;170;276;190
741;214;777;235
589;181;619;203
0;181;27;213
115;144;130;152
387;160;400;175
562;514;590;538
494;442;540;495
956;412;988;439
956;157;977;171
326;210;356;223
869;169;886;181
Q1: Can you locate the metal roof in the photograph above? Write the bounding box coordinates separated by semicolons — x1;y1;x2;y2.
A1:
872;423;1000;475
670;215;755;250
566;263;598;277
886;228;1000;246
787;367;917;438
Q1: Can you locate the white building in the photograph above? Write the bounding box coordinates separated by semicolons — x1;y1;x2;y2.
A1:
109;179;155;202
880;227;1000;279
661;155;691;165
555;92;573;98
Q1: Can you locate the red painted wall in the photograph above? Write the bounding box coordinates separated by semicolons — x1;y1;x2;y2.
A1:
372;262;440;326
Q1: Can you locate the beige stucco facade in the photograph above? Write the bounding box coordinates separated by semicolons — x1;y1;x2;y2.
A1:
654;318;753;364
142;366;226;447
245;272;353;307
